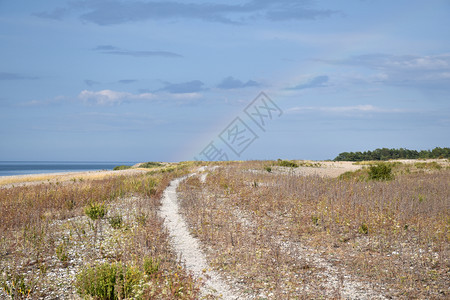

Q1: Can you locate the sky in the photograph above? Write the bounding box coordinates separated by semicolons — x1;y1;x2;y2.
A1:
0;0;449;162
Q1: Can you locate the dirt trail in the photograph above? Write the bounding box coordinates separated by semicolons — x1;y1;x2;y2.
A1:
160;174;239;299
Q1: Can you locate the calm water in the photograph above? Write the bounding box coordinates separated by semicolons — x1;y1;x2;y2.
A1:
0;161;137;177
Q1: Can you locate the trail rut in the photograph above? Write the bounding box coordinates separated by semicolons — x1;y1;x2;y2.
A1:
160;175;239;299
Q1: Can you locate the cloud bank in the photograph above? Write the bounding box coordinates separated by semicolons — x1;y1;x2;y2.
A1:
158;80;205;93
78;90;156;105
217;76;260;89
288;75;329;90
287;105;408;114
323;53;450;89
35;0;338;25
93;45;182;58
0;72;38;80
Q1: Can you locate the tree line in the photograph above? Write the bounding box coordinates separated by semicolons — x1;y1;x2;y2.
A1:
334;147;450;161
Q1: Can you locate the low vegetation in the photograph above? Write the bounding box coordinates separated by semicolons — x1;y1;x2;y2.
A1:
113;165;132;170
0;164;200;299
139;161;164;169
178;160;449;298
1;158;448;299
368;162;394;181
277;159;298;168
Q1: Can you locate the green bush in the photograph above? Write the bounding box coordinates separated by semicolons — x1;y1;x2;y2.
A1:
264;166;272;173
368;163;393;181
278;160;298;168
108;215;123;229
143;257;159;276
113;165;132;171
84;203;107;221
0;272;34;299
75;262;142;300
55;242;69;264
359;223;369;234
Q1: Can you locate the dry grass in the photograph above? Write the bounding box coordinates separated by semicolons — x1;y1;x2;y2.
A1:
0;164;202;299
178;160;449;298
0;169;148;187
2;159;447;299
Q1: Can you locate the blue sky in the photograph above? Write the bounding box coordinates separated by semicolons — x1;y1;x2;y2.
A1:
1;0;449;161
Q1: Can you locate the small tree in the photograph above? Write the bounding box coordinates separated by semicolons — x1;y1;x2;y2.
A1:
368;163;393;181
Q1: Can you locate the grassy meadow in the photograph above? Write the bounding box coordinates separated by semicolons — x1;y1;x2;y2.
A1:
0;162;202;299
0;159;448;299
177;160;449;298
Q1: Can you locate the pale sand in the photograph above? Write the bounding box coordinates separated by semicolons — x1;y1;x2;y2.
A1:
270;161;363;178
283;159;448;178
160;173;240;299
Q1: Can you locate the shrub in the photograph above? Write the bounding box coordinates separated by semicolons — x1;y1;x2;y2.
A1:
113;165;132;171
359;223;369;234
143;257;159;276
135;212;148;226
55;242;69;264
338;169;368;181
264;166;272;173
108;215;123;229
278;160;298;168
368;163;393;181
0;272;34;299
84;203;107;221
75;262;142;300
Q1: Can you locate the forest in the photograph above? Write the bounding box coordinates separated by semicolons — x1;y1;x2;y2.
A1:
334;147;450;161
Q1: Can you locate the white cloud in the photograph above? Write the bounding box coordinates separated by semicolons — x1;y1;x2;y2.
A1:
258;31;381;47
286;105;407;114
77;89;203;105
78;90;156;105
321;53;450;90
19;95;67;107
36;0;338;25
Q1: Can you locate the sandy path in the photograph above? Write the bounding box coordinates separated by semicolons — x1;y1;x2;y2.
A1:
160;175;239;299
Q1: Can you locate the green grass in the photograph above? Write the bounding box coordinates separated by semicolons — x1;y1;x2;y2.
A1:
414;161;442;170
113;165;132;170
139;162;163;168
75;262;142;300
277;160;298;168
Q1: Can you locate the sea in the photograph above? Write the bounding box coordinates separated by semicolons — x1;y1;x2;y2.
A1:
0;161;138;177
